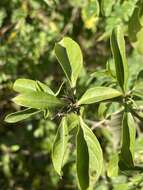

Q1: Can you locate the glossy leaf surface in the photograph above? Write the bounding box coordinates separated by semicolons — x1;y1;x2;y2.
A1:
13;79;55;95
78;117;103;188
13;91;63;109
54;37;83;88
78;87;122;105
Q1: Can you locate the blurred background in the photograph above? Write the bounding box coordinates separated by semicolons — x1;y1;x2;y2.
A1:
1;0;143;189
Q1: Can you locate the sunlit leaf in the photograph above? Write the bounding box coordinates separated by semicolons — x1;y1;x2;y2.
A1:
79;117;103;187
110;26;128;92
78;86;122;105
82;0;99;30
66;113;79;132
98;102;108;120
107;153;119;177
133;28;143;55
114;183;129;190
52;117;69;176
13;91;63;109
5;108;41;123
128;0;143;55
13;79;55;95
101;0;115;17
69;0;87;7
128;4;141;42
54;37;83;88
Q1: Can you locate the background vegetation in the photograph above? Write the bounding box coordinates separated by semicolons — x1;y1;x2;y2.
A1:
1;0;143;189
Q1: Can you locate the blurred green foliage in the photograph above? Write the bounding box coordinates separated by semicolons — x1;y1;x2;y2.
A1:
1;0;143;189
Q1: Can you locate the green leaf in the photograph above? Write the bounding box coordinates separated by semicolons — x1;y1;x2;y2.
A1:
43;109;49;119
76;125;89;190
54;37;83;88
128;4;141;42
78;87;122;105
13;79;55;95
119;111;136;170
101;0;115;17
79;117;103;187
106;60;116;79
52;117;69;176
13;91;63;109
35;81;51;119
110;26;129;92
66;113;79;132
128;0;143;41
4;108;41;123
133;28;143;55
55;81;65;96
81;0;99;30
107;153;119;178
109;110;123;149
128;0;143;55
98;102;108;120
114;184;129;190
69;0;87;8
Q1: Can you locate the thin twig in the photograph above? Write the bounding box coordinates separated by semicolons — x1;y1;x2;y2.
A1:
86;119;109;130
86;108;124;130
0;23;15;37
